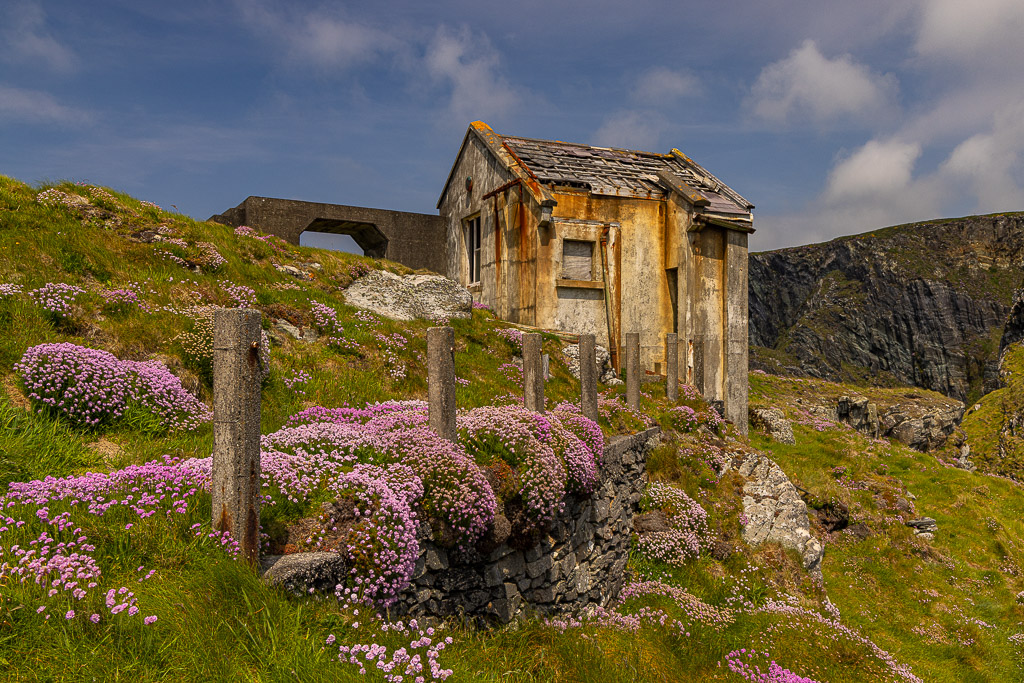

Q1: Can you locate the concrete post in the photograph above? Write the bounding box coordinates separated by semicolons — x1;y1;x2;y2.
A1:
523;333;544;413
427;327;457;441
626;332;640;410
579;334;599;422
724;230;750;435
212;308;263;566
666;333;679;401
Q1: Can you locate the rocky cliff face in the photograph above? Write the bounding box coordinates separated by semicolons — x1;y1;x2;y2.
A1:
750;213;1024;402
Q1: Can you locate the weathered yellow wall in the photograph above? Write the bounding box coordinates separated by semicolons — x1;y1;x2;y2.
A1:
543;191;689;370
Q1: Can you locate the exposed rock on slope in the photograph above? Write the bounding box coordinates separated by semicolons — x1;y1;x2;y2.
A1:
750;213;1024;402
727;449;823;578
344;270;472;321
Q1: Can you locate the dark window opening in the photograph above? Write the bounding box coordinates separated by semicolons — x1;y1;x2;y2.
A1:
466;215;482;284
666;267;679;334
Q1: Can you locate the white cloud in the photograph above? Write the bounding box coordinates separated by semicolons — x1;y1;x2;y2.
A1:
631;67;700;104
424;26;520;124
755;137;943;250
2;1;76;73
824;138;921;202
592;111;669;151
749;40;897;126
941;100;1024;211
915;0;1024;69
0;85;89;125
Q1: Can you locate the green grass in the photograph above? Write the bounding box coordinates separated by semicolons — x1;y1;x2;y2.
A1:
4;175;1024;680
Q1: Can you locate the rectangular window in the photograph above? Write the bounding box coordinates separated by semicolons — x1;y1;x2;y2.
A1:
466;216;482;284
562;239;594;280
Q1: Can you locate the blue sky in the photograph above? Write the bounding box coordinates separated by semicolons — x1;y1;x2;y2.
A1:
2;0;1024;251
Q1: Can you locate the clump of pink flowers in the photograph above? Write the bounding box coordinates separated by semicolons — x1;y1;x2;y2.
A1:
30;283;86;318
35;188;82;209
100;288;142;314
636;482;710;565
724;650;821;683
0;283;24;298
16;343;211;431
222;282;256;309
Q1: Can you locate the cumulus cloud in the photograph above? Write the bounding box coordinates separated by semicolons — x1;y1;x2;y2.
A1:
824;138;921;202
755;137;944;250
0;85;89;125
631;67;700;104
1;0;76;73
941;100;1024;211
915;0;1024;70
424;26;520;124
748;39;897;126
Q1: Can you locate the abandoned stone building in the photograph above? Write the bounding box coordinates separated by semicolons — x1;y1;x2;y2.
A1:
212;121;754;432
439;122;753;432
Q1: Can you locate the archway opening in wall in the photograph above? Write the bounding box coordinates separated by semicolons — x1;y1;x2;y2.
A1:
299;218;388;257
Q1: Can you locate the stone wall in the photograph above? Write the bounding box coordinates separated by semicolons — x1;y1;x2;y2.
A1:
392;426;660;624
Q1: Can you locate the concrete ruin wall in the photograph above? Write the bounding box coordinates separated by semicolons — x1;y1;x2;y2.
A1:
210;196;447;274
393;426;659;624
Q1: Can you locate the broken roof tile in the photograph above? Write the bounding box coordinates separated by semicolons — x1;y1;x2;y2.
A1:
500;134;752;216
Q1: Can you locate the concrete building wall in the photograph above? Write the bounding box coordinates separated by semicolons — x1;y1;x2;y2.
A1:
548;192;679;371
209;197;447;274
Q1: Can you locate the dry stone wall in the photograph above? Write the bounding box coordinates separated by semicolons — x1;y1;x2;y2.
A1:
392;427;660;624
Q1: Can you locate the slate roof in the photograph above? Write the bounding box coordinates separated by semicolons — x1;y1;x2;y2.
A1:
501;135;753;219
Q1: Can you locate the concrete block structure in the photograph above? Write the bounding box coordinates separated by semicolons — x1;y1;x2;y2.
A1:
210;196;446;274
437;122;754;433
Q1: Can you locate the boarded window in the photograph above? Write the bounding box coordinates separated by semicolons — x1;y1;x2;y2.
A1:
562;240;594;280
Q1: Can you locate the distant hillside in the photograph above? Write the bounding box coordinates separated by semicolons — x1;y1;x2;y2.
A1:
749;212;1024;404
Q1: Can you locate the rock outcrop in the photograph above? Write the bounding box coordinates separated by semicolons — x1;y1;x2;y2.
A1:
344;270;473;322
727;449;823;578
750;213;1024;402
810;394;965;452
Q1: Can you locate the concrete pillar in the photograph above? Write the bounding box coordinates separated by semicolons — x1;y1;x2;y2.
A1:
212;308;263;566
427;327;457;441
724;230;749;435
579;334;599;422
666;333;679;401
626;332;640;410
696;228;725;402
523;333;544;412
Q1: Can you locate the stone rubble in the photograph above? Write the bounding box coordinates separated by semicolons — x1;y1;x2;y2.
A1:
562;342;620;385
823;394;965;452
906;517;938;541
750;407;795;444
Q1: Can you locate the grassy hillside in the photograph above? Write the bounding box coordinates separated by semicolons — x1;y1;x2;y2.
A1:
2;176;1024;681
